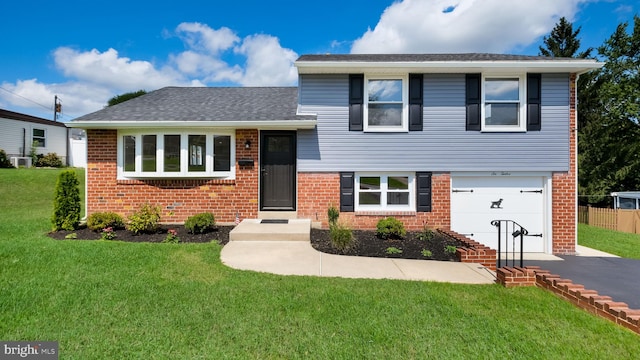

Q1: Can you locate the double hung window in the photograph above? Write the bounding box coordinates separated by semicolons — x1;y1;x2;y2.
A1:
32;128;46;147
364;75;408;131
482;75;526;131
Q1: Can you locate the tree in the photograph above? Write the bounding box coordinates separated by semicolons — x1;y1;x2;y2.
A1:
538;17;592;58
578;15;640;205
107;90;147;106
52;170;81;231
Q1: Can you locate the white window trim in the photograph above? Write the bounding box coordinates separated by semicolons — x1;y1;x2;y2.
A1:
32;128;46;148
481;74;527;132
363;74;409;133
117;129;235;180
355;172;415;211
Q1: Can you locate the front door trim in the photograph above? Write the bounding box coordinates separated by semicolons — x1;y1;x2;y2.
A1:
259;131;296;211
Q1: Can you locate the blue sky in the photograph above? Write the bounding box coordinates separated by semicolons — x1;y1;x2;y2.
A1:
0;0;636;121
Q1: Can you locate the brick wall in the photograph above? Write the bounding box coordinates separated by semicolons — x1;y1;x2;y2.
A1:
85;129;259;223
297;172;451;230
551;73;578;254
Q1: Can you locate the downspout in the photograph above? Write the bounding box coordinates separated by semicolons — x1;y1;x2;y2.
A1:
22;128;26;157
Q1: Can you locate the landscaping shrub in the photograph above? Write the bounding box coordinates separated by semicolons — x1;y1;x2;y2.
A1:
327;204;339;226
184;212;216;234
127;203;161;235
36;153;63;167
376;217;406;239
329;222;355;251
51;170;81;231
87;212;125;231
163;229;180;243
0;149;13;168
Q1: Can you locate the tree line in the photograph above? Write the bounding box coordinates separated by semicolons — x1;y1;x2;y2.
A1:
539;15;640;206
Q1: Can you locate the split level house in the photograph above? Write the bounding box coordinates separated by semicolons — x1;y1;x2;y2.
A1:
69;53;603;255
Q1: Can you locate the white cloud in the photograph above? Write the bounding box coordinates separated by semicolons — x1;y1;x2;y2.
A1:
234;34;299;86
351;0;588;54
175;22;239;54
53;47;187;91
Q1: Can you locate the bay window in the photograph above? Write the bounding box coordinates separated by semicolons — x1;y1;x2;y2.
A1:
118;130;234;179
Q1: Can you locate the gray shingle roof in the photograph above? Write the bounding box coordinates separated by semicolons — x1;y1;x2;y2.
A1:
296;53;581;62
72;87;315;122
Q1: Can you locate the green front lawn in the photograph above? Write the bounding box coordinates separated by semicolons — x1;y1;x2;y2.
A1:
1;168;639;359
579;223;640;259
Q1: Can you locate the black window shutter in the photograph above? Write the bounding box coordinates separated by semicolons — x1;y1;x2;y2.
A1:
349;75;364;131
416;172;432;212
465;74;481;131
409;74;423;131
340;172;355;212
527;73;542;131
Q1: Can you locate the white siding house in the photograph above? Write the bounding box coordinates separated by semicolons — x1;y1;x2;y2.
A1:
0;109;69;166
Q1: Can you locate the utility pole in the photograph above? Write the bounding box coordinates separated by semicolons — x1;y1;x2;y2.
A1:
53;95;61;122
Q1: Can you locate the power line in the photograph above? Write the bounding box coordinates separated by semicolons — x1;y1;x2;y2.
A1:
0;86;52;111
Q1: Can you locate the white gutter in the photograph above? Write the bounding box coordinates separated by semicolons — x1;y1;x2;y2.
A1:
295;60;604;75
67;119;317;130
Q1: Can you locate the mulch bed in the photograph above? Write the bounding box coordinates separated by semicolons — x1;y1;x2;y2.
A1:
49;225;463;262
48;225;233;244
310;229;463;261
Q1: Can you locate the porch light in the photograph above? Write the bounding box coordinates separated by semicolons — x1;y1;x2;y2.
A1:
245;140;251;149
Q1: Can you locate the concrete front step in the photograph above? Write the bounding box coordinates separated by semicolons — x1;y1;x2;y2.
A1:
229;219;311;241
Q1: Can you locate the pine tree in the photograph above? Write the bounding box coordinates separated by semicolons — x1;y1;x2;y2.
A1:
52;170;81;231
539;17;592;58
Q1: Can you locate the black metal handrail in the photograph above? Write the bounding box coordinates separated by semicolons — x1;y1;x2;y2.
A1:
491;220;528;268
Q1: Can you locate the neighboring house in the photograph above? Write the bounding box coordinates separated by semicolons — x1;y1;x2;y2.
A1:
69;53;602;255
611;192;640;210
0;108;69;166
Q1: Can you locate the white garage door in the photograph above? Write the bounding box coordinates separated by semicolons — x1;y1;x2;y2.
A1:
451;176;545;253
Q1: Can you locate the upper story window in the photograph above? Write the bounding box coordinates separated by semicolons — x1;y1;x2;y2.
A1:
32;128;46;147
364;75;408;132
482;75;526;131
118;130;234;179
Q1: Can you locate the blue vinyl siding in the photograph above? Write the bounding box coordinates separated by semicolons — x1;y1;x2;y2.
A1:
297;73;570;172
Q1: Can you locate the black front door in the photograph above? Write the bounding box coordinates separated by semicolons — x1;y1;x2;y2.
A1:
260;131;296;210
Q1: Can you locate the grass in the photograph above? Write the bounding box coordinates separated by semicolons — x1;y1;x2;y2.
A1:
1;168;639;358
579;223;640;259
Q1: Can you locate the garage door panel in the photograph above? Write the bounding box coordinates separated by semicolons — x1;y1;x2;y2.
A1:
451;176;545;253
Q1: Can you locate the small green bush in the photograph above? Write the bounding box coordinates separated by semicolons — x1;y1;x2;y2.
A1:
327;205;339;226
162;229;180;243
445;245;458;255
421;249;433;258
385;247;403;255
418;225;435;242
376;217;406;239
0;149;13;168
51;170;81;231
87;212;125;231
127;203;161;235
330;222;355;251
184;212;216;234
36;153;63;167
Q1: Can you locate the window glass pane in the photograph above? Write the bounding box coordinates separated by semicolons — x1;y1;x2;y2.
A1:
214;135;231;171
32;129;45;147
142;135;156;172
485;78;519;101
164;135;181;172
359;192;381;205
388;176;409;190
267;137;290;153
368;104;402;126
188;135;206;172
123;135;136;172
33;129;45;137
360;177;380;190
387;192;409;205
485;103;519;126
619;198;637;209
368;80;402;102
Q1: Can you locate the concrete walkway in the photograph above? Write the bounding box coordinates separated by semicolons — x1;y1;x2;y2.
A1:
221;240;496;284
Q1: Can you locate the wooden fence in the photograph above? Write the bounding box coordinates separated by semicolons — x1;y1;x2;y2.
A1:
578;206;640;234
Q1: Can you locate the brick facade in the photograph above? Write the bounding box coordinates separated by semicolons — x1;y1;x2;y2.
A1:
297;172;451;231
551;73;578;254
85;129;259;223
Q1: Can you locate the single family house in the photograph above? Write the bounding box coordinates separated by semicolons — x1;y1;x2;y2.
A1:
1;108;69;166
69;53;602;254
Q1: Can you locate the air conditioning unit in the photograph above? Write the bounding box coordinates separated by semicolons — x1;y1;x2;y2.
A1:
10;157;32;168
